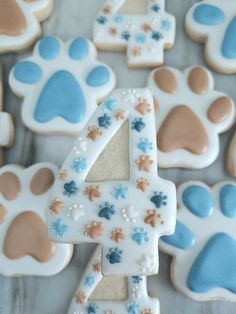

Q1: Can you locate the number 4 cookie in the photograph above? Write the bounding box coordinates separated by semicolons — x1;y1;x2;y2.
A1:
227;130;236;177
47;88;176;276
93;0;176;68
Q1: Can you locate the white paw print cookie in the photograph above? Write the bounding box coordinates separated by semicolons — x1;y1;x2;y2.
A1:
47;88;176;277
160;181;236;301
93;0;176;68
186;0;236;74
227;130;236;177
68;245;160;314
9;36;116;135
0;0;53;53
0;163;73;276
147;66;235;168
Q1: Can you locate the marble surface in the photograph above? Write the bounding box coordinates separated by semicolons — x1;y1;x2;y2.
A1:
0;0;236;313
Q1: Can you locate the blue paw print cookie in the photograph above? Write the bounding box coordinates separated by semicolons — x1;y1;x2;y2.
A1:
9;36;116;135
160;181;236;301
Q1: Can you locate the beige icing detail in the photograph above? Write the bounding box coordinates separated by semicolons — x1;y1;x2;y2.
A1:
157;105;209;154
84;221;104;239
208;97;233;124
30;168;55;195
0;204;6;223
188;67;209;95
154;68;177;94
84;186;102;202
118;0;147;14
3;211;55;262
111;228;125;243
0;172;21;201
0;0;27;36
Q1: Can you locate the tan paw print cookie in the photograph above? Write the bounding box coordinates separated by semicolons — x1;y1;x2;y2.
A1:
147;66;235;168
227;130;236;177
0;0;53;53
0;163;73;276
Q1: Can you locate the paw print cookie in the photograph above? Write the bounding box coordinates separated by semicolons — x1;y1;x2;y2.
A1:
227;130;236;177
0;0;53;53
68;245;160;314
186;0;236;73
148;66;235;168
47;88;176;276
0;163;73;276
9;36;116;135
93;0;176;68
160;181;236;301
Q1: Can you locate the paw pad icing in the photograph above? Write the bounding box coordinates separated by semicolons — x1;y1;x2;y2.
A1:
160;181;236;301
93;0;176;67
0;163;72;276
47;88;176;276
148;66;235;168
9;36;116;135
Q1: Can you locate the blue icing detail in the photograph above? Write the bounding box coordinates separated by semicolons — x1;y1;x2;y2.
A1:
131;118;145;132
97;16;108;24
161;19;171;31
104;98;117;111
152;31;163;41
132;228;149;245
121;30;131;41
85;275;95;287
69;37;89;60
138;138;153;153
52;218;68;237
151;191;168;208
34;70;86;123
193;4;225;26
112;185;128;200
151;4;160;13
71;156;87;173
14;61;42;84
114;14;123;24
220;184;236;217
106;247;122;264
98;202;116;220
38;36;60;60
162;221;196;249
87;303;98;314
135;33;146;44
98;113;112;129
132;276;143;284
222;17;236;59
127;302;139;314
86;66;110;87
63;180;79;197
182;185;213;217
187;233;236;293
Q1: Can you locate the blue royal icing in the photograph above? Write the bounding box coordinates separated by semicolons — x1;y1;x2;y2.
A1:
38;37;60;60
13;61;42;84
86;66;110;87
69;37;89;60
220;184;236;217
193;4;225;26
222;17;236;59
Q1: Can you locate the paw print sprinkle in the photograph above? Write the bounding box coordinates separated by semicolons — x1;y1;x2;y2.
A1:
52;218;68;238
87;126;103;141
131;118;145;132
121;30;131;41
49;198;64;215
132;228;149;245
136;155;154;172
84;185;102;202
142;23;152;33
151;192;168;209
114;109;125;121
98;113;112;129
136;178;150;192
98;202;116;220
85;275;95;287
63;181;79;197
138;255;155;274
131;47;142;57
152;31;163;41
75;291;86;304
145;210;163;228
103;5;111;15
71;157;87;174
58;169;68;181
104;98;117;111
106;247;123;264
132;276;143;284
67;204;85;221
135;98;151;116
93;261;101;272
97;16;108;24
111;228;125;243
112;185;128;200
126;302;139;314
141;309;153;314
122;205;139;223
87;303;99;314
151;4;160;13
137;138;153;154
73;138;87;154
104;310;116;314
84;221;104;239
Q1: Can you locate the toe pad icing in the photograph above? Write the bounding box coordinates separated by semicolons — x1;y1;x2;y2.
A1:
86;66;110;87
193;4;225;26
220;184;236;217
13;61;42;84
38;37;60;60
69;37;89;60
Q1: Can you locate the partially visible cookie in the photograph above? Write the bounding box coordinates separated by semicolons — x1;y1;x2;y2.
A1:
227;130;236;177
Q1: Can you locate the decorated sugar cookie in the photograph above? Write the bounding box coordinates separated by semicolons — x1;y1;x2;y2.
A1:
68;245;160;314
0;0;53;53
147;66;235;168
185;0;236;74
47;88;176;276
93;0;176;68
227;130;236;177
9;36;116;135
160;181;236;301
0;163;73;276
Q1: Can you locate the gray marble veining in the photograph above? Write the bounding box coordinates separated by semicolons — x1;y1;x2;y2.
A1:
0;1;236;313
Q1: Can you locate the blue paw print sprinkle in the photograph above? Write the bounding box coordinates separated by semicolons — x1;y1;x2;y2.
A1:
121;31;131;41
152;31;163;41
63;180;79;197
112;185;128;200
97;16;108;24
52;218;68;237
98;202;116;220
106;247;123;264
104;98;117;111
135;33;147;44
161;19;171;31
87;303;98;314
98;113;112;129
151;4;160;13
126;302;139;314
85;275;95;287
132;276;143;284
131;118;145;132
151;191;168;208
138;138;153;153
114;14;123;24
71;156;87;173
132;228;149;245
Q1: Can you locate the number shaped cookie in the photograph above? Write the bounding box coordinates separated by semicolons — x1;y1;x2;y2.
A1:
9;36;116;135
186;0;236;74
227;130;236;177
147;66;235;168
0;163;73;276
0;0;53;53
68;245;160;314
160;181;236;301
93;0;176;68
47;88;176;276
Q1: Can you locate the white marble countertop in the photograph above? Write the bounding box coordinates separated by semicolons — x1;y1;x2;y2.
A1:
0;0;236;313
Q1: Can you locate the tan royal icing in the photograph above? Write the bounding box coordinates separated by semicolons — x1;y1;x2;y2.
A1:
0;204;6;223
0;172;21;200
30;168;55;195
208;96;233;124
4;211;55;262
118;0;147;14
188;67;209;95
157;105;209;154
154;68;177;94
